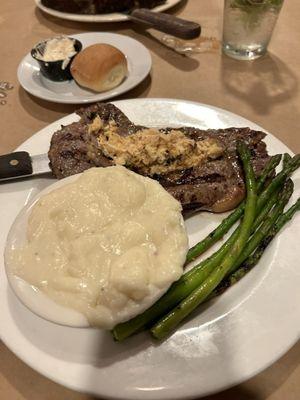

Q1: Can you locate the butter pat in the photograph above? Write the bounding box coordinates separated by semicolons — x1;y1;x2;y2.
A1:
8;167;188;329
90;117;224;176
35;36;77;67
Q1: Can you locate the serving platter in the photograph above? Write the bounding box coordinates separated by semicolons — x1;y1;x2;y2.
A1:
0;99;299;399
17;32;152;104
35;0;182;23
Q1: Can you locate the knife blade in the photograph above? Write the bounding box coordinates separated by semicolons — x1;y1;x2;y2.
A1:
0;151;51;182
126;8;201;40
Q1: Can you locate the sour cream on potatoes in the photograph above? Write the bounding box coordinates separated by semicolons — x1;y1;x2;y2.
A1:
8;166;188;328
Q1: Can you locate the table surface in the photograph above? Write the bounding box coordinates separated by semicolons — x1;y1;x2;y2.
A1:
0;0;299;399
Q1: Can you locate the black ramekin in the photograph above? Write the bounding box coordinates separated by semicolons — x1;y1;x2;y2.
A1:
31;37;82;82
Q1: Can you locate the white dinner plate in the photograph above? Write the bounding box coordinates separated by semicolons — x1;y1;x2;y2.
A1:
1;99;299;399
35;0;182;22
17;32;152;104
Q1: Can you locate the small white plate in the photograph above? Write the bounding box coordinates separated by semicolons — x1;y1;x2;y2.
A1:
17;32;152;104
0;99;299;399
35;0;182;23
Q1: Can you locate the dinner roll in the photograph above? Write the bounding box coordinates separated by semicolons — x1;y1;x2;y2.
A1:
71;44;127;92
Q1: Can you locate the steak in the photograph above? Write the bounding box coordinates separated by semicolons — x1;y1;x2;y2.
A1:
48;103;270;213
41;0;165;14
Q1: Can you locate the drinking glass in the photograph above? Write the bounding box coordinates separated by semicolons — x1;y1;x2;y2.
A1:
222;0;284;60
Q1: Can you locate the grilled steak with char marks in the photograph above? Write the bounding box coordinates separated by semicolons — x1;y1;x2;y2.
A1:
48;103;269;213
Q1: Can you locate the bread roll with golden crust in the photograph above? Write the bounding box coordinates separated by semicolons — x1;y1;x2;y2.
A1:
71;44;127;92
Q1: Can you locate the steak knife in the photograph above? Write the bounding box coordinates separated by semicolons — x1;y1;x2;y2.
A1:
126;8;201;39
0;151;51;182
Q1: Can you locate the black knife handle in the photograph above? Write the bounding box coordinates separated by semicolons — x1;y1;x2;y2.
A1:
0;151;32;179
130;8;201;40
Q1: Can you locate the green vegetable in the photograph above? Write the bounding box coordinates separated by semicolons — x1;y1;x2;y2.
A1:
283;153;292;168
230;179;293;271
150;142;257;340
257;155;300;211
213;196;300;297
275;197;300;230
251;185;280;231
256;154;282;192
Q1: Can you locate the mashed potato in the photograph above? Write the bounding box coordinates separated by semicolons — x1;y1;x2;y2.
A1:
8;166;188;328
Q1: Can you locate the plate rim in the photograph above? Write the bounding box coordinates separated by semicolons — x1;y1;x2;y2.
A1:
1;98;299;399
17;32;152;104
35;0;182;22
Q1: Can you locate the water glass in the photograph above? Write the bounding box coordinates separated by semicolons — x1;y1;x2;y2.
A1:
222;0;284;60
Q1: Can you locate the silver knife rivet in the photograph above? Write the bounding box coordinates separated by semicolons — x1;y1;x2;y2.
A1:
10;159;19;166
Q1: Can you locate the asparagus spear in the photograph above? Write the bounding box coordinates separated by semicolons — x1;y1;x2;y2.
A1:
230;179;293;272
181;172;290;284
275;197;300;229
202;182;292;302
283;153;292;168
256;154;282;192
185;154;282;264
183;185;283;286
150;142;257;340
256;154;300;210
213;196;300;297
251;185;281;232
